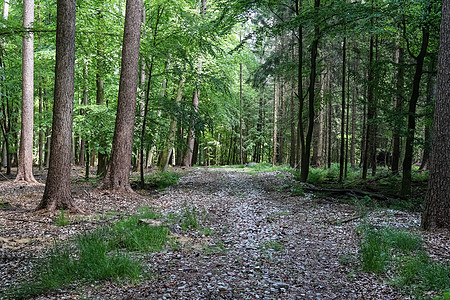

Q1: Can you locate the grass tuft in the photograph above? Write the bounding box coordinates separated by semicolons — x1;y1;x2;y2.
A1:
8;207;168;299
54;209;70;226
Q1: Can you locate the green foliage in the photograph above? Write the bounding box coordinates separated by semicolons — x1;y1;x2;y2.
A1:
358;225;449;298
139;172;181;191
53;209;70;227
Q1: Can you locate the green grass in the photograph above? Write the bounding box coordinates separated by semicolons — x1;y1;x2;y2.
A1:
54;209;70;226
245;162;293;174
181;207;199;231
137;171;181;191
357;225;449;298
7;207;169;299
202;240;228;254
260;240;284;252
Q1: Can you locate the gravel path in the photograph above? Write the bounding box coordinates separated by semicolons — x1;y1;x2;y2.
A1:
0;167;440;299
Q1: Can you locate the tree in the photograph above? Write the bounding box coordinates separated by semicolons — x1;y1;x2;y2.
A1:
37;0;79;212
421;0;450;230
16;0;37;183
101;0;143;192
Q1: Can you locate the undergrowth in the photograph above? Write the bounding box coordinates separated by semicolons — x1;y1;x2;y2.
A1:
7;207;169;299
357;225;450;298
133;171;181;191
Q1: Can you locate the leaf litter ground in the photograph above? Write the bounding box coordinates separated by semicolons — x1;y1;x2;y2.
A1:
0;167;448;299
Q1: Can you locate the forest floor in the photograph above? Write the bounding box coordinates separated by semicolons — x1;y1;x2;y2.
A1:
0;166;449;299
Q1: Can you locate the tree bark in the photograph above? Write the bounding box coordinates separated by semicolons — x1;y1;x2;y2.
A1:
392;46;404;174
272;79;278;166
401;26;429;196
339;37;346;183
16;0;37;183
101;0;143;192
300;0;320;182
422;0;450;230
37;0;79;212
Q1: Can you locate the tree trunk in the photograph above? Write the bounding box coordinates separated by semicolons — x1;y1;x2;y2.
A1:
101;0;143;192
272;79;278;166
16;0;37;183
300;0;320;182
419;59;435;171
392;46;404;174
339;37;346;183
401;26;429;196
160;76;185;171
37;0;79;212
422;0;450;230
363;36;375;180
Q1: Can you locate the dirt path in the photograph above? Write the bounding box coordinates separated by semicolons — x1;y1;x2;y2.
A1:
0;167;433;299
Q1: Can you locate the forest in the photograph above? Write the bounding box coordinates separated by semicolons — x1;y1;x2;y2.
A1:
1;0;450;298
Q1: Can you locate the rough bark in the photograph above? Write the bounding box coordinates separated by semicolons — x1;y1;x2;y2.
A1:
101;0;142;192
419;60;435;171
37;0;79;212
422;0;450;230
15;0;37;183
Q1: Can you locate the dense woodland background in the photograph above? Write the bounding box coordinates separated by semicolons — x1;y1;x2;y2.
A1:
0;0;448;226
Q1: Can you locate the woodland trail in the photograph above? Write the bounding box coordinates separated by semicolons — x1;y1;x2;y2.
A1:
87;167;412;299
0;167;427;299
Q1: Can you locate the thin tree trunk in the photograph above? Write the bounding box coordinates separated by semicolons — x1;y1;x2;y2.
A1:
392;46;404;174
160;76;185;171
401;25;429;196
339;37;346;182
272;79;278;166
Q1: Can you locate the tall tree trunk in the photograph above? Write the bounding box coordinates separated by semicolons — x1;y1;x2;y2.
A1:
183;0;206;167
16;0;37;183
339;37;346;182
422;0;450;230
272;79;278;166
160;76;185;171
239;61;243;165
363;36;375;180
300;0;320;182
296;0;303;170
290;80;296;167
96;52;107;177
101;0;143;192
419;59;435;171
401;26;429;196
350;54;358;169
392;46;404;174
37;0;79;211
